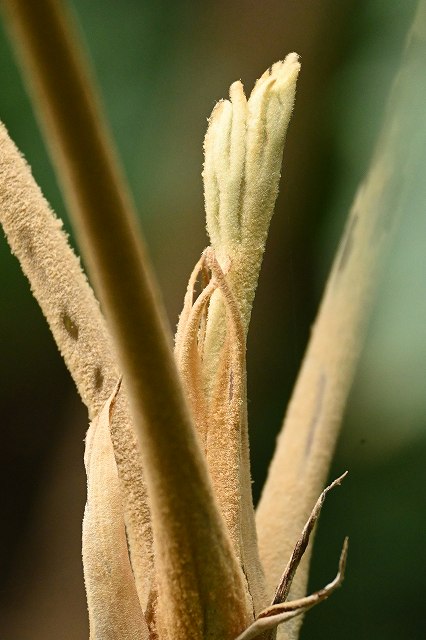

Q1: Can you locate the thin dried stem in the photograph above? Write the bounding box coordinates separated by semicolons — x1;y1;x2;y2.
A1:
263;537;347;619
2;1;252;637
272;472;347;606
256;6;425;638
235;533;348;640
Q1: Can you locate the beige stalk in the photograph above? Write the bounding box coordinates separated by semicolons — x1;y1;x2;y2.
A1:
256;4;425;639
0;120;154;610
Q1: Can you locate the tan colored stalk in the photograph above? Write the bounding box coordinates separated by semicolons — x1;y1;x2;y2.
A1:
256;4;425;638
0;120;153;611
2;1;252;638
0;122;114;416
193;56;300;615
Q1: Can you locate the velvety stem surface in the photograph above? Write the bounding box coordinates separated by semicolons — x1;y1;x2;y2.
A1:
257;4;426;638
0;121;154;609
2;1;251;637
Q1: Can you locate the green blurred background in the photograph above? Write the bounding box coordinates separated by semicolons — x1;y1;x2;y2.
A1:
0;0;425;638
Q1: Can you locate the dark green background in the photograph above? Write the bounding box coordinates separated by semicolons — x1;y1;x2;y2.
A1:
0;1;425;638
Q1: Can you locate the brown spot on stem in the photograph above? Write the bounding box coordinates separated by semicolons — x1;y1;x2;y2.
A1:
61;311;79;340
94;366;104;391
19;228;35;258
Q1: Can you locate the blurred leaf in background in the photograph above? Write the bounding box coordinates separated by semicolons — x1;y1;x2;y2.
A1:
0;1;424;639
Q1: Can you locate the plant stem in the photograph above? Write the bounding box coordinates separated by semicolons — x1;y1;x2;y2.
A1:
256;3;426;638
2;0;251;637
0;121;154;608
